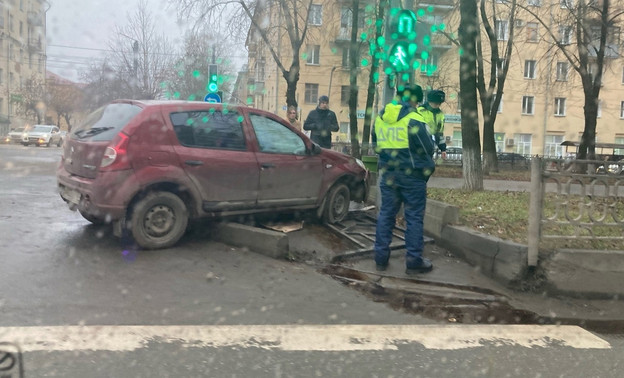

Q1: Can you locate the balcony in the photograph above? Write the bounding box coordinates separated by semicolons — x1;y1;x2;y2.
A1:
27;11;43;26
28;38;42;52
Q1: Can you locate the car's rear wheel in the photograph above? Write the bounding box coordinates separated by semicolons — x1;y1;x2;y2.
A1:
322;183;350;224
128;191;188;249
79;210;106;225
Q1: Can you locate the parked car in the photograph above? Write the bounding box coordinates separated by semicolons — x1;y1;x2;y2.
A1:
497;152;529;168
22;125;64;147
57;100;369;249
8;127;29;144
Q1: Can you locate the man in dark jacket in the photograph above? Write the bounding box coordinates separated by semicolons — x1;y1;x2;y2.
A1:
372;85;436;275
303;95;339;149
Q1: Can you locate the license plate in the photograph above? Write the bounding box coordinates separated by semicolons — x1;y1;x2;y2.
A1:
62;188;81;205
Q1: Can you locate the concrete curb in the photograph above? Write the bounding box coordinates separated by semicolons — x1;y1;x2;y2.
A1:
212;222;289;259
542;249;624;299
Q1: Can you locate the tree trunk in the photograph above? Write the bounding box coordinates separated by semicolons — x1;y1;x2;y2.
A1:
459;0;484;191
283;68;300;108
361;0;387;157
348;0;361;158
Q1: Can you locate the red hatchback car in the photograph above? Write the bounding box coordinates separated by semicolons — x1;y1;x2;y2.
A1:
57;100;368;249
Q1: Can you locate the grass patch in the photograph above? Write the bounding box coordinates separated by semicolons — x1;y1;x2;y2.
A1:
427;171;624;251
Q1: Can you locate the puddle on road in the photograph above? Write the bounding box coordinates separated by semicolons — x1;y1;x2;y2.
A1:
321;265;624;334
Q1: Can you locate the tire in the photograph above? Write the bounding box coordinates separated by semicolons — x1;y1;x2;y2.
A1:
79;210;106;225
322;183;350;224
127;191;189;249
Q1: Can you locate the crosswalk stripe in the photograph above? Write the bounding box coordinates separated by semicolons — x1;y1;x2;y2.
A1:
0;324;610;352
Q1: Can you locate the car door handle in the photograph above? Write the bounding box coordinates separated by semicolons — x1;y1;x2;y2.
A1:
185;160;204;166
261;163;275;169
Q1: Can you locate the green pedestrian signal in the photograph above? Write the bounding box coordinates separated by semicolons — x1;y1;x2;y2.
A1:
208;64;218;93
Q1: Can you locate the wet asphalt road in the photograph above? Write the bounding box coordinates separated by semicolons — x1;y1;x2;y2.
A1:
0;143;622;377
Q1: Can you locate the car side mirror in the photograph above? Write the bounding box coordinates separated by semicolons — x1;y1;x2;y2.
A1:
309;143;322;155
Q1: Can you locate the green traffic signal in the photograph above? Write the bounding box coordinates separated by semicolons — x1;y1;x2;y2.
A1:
396;9;416;37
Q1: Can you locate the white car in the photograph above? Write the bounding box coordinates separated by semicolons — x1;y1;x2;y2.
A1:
8;127;29;144
22;125;64;147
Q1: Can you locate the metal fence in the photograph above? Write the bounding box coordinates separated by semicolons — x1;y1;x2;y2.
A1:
527;157;624;266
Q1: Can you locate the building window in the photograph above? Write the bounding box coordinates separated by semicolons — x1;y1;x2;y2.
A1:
342;48;350;68
515;133;532;155
0;68;3;85
9;14;13;32
495;133;505;152
304;83;319;104
522;96;535;115
620;101;624;118
560;0;574;8
495;20;509;41
559;26;572;45
0;4;4;29
306;45;320;65
528;0;541;6
339;122;349;134
589;63;604;85
526;22;539;42
340;85;349;106
597;100;602;118
615;136;624;154
496;59;506;78
544;135;564;157
420;53;439;76
556;62;569;81
308;4;322;26
493;93;503;113
524;60;537;79
554;97;566;116
452;130;462;147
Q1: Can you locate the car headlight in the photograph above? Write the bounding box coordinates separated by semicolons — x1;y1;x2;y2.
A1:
354;158;366;170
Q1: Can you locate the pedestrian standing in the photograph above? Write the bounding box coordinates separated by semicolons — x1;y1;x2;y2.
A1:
372;85;436;274
286;106;302;132
418;90;447;160
303;95;339;149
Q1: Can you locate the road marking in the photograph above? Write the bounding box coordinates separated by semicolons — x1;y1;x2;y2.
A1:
0;325;610;352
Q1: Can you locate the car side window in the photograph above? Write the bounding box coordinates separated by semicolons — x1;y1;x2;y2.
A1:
170;110;246;150
249;114;306;155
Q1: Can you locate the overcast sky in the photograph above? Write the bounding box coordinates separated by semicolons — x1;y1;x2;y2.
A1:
46;0;183;82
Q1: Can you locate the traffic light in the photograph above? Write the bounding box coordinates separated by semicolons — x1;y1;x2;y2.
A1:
208;64;218;93
385;8;433;74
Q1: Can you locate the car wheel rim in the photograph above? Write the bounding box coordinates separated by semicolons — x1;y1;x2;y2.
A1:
143;205;176;237
332;191;347;217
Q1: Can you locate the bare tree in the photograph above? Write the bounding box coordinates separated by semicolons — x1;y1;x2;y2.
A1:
12;74;47;124
477;0;517;174
520;0;624;160
165;31;236;101
81;0;177;103
47;80;84;131
175;0;316;108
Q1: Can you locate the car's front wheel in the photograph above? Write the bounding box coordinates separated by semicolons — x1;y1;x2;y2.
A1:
128;191;189;249
322;183;350;224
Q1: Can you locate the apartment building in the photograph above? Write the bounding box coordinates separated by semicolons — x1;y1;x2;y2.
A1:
0;0;47;136
244;0;624;156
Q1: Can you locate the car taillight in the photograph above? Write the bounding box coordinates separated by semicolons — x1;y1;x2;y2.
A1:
100;132;130;170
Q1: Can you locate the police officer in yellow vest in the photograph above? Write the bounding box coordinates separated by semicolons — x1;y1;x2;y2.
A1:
371;85;436;274
418;89;447;159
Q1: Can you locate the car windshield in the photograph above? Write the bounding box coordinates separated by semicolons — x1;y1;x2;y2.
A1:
31;126;53;132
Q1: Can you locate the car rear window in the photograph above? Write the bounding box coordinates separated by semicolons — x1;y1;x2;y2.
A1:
71;103;142;141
